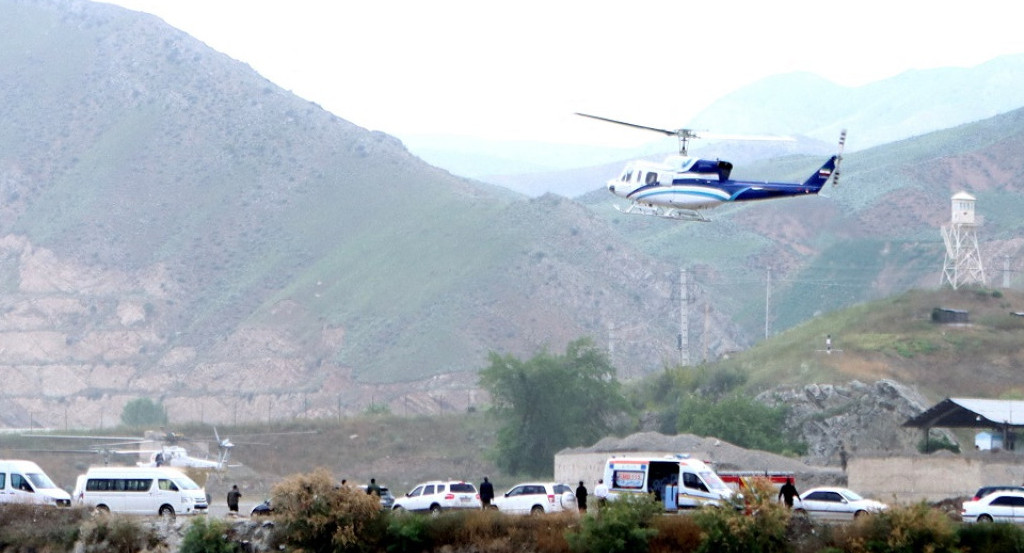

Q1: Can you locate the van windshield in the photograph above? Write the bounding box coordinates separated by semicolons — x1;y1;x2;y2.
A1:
27;473;58;489
173;478;200;490
699;471;730;492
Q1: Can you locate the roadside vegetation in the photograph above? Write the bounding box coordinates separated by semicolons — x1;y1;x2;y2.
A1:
5;472;1020;552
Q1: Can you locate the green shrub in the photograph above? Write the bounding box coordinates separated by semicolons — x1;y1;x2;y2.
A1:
691;478;790;553
649;514;702;553
180;516;239;553
78;514;162;553
957;521;1024;553
567;493;661;553
270;468;387;553
386;511;433;553
0;504;88;551
830;502;957;553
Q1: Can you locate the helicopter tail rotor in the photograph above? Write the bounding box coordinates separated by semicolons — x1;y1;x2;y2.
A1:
832;129;847;187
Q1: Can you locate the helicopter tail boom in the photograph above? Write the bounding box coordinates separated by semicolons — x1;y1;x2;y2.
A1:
801;155;839;191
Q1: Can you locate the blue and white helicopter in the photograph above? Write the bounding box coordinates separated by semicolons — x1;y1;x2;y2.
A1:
578;113;845;222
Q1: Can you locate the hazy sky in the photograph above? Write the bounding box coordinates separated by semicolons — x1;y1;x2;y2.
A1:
103;0;1024;147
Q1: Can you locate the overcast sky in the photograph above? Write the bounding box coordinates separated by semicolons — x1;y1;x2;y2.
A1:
102;0;1024;147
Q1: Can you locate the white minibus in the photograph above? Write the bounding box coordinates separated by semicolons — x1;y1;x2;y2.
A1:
0;460;71;507
76;466;208;516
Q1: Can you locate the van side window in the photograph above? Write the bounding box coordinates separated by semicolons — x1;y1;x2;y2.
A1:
0;473;5;490
11;474;33;492
683;472;707;492
158;479;178;491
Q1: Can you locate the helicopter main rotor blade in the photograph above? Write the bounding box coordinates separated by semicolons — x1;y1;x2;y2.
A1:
575;113;683;137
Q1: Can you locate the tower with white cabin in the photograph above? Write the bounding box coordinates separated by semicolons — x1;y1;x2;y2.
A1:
940;191;986;289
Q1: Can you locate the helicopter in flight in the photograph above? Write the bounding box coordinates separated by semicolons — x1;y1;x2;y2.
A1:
577;113;845;222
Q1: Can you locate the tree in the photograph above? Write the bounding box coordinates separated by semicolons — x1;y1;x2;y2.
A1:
479;338;630;475
120;398;168;428
676;394;805;455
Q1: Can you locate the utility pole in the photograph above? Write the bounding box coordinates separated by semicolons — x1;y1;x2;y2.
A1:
765;267;772;339
1005;255;1011;288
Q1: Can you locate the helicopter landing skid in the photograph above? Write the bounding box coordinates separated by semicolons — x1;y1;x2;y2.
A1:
616;203;710;222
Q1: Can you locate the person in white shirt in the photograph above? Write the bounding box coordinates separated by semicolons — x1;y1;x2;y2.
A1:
594;478;609;507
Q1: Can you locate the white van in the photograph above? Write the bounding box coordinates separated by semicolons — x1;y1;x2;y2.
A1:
603;455;734;510
0;460;72;507
76;466;208;516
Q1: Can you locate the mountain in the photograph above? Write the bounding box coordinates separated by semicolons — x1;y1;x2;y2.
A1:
0;0;745;427
411;55;1024;197
580;106;1024;343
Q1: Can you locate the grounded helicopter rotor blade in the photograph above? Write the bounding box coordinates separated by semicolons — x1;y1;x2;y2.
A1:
575;113;682;137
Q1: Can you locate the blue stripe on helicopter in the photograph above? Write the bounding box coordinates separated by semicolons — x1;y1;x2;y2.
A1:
631;186;731;203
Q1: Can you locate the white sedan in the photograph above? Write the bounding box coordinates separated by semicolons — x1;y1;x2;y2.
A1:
961;490;1024;523
492;482;577;515
793;487;887;521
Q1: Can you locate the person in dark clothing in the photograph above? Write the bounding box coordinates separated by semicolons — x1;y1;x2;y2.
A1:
479;477;495;509
778;477;799;508
576;481;588;513
366;478;381;497
227;485;242;514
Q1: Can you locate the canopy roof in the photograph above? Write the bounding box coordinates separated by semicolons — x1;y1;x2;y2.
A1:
904;398;1024;429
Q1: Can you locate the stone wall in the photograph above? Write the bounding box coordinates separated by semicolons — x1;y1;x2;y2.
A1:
849;454;1024;503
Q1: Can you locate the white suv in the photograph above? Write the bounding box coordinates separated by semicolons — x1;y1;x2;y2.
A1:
492;482;577;515
392;480;481;513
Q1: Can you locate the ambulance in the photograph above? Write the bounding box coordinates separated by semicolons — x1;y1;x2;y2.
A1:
603;455;734;510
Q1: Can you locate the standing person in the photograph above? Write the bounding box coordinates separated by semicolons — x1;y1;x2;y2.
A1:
227;484;242;515
479;477;494;510
576;481;588;514
594;478;609;507
778;477;799;509
366;478;381;497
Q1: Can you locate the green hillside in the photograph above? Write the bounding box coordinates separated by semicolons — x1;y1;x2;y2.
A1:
717;287;1024;401
0;0;694;392
582;108;1024;345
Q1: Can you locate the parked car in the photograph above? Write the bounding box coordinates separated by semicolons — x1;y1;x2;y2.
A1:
392;480;481;513
972;486;1024;501
358;484;396;510
962;490;1024;523
492;482;577;515
793;487;887;521
251;499;273;517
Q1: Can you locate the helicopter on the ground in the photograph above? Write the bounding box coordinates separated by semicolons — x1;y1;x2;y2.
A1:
577;113;845;221
19;428;246;471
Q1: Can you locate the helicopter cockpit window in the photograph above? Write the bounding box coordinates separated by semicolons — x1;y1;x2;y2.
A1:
645;172;658;186
622;170;633;182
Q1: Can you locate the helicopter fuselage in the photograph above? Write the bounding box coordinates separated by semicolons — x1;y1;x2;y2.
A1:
608;154;838;211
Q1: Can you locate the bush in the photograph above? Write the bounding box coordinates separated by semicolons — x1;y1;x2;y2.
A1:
957;521;1024;553
270;468;387;553
0;504;88;551
78;514;162;553
386;509;574;553
691;478;790;553
567;493;662;553
180;516;239;553
649;514;702;553
829;502;957;553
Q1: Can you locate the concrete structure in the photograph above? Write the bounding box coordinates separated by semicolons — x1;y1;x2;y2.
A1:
849;454;1023;504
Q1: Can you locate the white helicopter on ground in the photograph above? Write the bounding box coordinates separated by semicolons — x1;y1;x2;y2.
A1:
20;428;243;471
133;429;238;470
577;113;845;222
